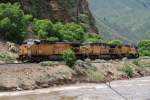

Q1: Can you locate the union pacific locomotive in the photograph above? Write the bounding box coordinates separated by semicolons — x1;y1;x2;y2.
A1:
18;39;139;62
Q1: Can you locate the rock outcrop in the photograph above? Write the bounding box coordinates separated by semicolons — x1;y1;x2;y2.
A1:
20;0;98;33
1;0;98;33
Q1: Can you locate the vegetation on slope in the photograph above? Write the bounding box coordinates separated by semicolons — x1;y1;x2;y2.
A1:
0;52;16;63
138;40;150;56
0;0;98;33
0;2;149;57
0;3;101;43
88;0;150;43
63;49;77;67
32;19;102;42
108;39;123;45
0;3;32;43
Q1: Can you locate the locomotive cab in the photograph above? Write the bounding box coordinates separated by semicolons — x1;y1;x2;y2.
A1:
18;39;41;61
129;46;139;58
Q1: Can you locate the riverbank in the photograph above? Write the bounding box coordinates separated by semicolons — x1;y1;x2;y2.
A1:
0;76;150;100
0;57;149;92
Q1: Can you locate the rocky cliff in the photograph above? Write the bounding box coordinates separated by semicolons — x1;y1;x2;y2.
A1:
18;0;98;33
1;0;98;33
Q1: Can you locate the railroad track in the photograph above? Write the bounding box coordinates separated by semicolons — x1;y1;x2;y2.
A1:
0;62;36;65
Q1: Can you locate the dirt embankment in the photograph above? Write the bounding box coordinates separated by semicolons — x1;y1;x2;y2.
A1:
0;41;18;63
0;57;149;92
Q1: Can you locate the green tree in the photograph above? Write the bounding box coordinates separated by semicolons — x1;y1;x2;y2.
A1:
59;23;85;42
63;49;77;67
0;0;18;3
138;40;150;56
0;3;32;42
33;20;101;43
108;39;123;45
47;37;59;42
33;19;53;39
51;22;64;40
84;32;102;42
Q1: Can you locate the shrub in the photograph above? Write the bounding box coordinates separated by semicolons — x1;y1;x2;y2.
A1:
63;49;76;67
84;32;102;43
132;60;140;66
138;40;150;56
85;58;91;63
108;39;123;45
0;52;16;63
47;37;59;42
86;69;104;82
93;59;106;63
122;65;133;78
40;61;59;66
75;60;84;65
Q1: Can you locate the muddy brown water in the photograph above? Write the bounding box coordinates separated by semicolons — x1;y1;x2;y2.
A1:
0;76;150;100
0;84;123;100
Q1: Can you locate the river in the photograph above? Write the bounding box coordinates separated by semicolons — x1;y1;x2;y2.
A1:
0;76;150;100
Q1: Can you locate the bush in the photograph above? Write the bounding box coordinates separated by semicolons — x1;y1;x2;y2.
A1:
138;40;150;56
40;61;59;66
92;59;106;63
63;49;76;67
122;65;133;78
47;37;59;42
75;60;84;65
84;32;102;43
85;58;91;63
0;52;16;63
132;60;140;66
86;69;104;82
108;39;123;45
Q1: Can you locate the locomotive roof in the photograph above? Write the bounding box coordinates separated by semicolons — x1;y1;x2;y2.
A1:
40;42;136;47
23;39;137;48
23;39;40;43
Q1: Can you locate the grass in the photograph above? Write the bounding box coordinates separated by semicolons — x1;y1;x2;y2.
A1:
132;57;150;68
140;61;150;68
85;69;104;82
132;60;140;66
122;64;133;78
0;52;16;63
40;61;60;66
75;59;104;82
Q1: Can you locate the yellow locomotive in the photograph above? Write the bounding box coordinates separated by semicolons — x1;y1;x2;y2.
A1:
18;39;139;62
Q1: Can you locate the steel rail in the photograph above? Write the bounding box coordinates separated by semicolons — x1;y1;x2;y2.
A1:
0;62;36;65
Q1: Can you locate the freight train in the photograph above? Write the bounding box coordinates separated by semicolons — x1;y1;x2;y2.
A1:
18;39;139;62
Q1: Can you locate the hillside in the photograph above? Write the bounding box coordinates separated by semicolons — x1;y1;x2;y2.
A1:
88;0;150;43
0;0;98;33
